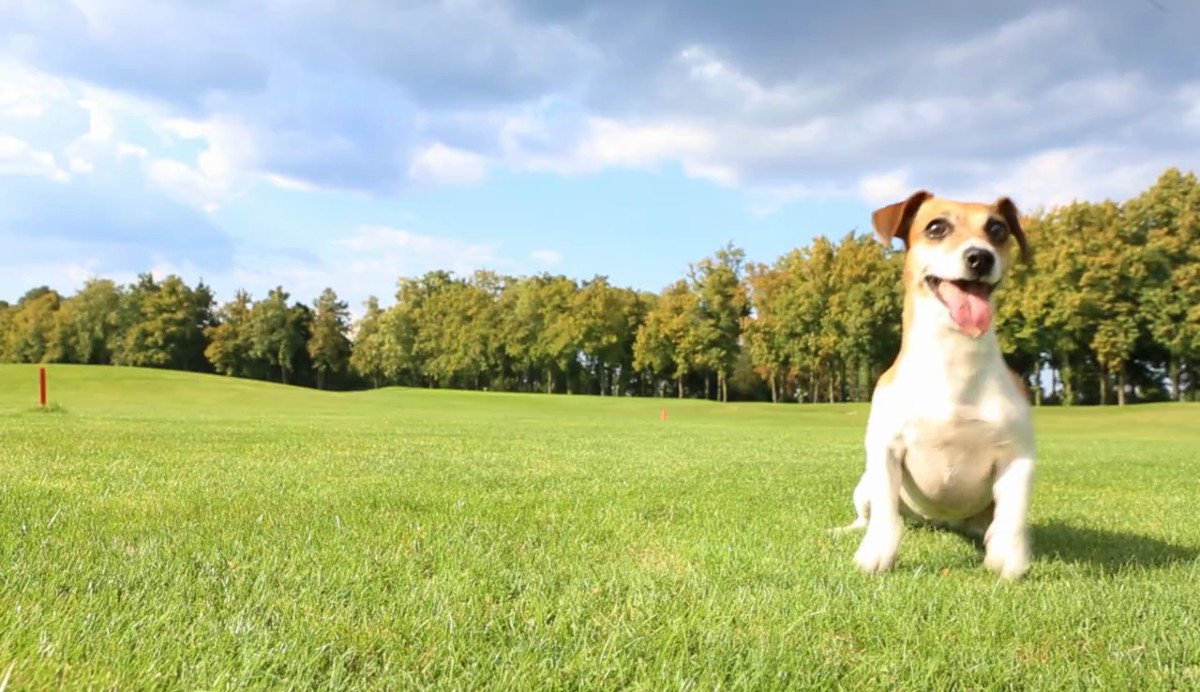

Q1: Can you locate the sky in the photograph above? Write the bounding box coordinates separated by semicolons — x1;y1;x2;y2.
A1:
2;0;1199;312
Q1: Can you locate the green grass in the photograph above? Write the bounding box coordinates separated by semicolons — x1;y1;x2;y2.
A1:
1;364;1198;689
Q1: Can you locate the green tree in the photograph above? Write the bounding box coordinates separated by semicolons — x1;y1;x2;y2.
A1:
827;233;903;401
689;244;749;401
1081;201;1142;405
1;287;62;363
743;262;789;402
349;296;388;388
116;275;214;371
1128;168;1200;401
634;280;703;398
205;290;259;378
536;276;581;393
251;286;308;384
59;279;123;364
572;276;638;396
308;288;352;390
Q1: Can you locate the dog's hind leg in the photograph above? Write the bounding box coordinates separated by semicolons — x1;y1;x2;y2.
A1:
830;473;870;534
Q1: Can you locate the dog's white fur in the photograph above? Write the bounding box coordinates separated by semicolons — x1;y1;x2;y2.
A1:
841;191;1036;580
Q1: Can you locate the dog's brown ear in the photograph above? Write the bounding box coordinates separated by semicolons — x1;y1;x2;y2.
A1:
872;190;931;247
993;196;1029;262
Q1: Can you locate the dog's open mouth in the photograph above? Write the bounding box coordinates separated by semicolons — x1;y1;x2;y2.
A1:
925;276;995;338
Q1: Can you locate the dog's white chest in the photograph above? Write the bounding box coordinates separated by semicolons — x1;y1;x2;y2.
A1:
898;410;1017;520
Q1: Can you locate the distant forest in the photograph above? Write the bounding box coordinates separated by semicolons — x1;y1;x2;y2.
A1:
3;168;1198;405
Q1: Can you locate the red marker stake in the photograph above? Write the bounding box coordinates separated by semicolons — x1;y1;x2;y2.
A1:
39;367;47;408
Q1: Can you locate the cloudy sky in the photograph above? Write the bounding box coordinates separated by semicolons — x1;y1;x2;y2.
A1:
2;0;1198;310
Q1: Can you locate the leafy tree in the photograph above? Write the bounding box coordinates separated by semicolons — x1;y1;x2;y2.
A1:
1128;168;1200;401
827;233;902;401
572;276;640;396
308;288;352;389
250;286;308;384
117;275;214;371
206;290;259;378
689;244;749;401
536;276;581;393
349;296;388;388
1;287;62;363
634;280;703;398
743;262;789;402
1080;201;1142;405
59;279;123;364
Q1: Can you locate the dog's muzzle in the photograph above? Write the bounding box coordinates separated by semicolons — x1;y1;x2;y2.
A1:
963;247;995;279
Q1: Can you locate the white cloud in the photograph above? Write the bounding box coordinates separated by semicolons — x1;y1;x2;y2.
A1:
747;180;845;217
336;225;502;276
140;114;258;210
1179;83;1200;129
531;249;562;265
0;62;72;119
263;173;322;192
959;146;1175;211
857;170;913;206
675;45;832;116
408;142;488;186
506;114;719;181
931;7;1084;70
576;118;713;170
115;143;148;159
145;157;225;212
0;134;69;181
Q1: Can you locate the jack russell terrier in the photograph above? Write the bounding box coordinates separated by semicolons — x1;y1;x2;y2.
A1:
841;191;1035;580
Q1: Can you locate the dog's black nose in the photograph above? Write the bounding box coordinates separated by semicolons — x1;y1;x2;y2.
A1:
964;247;995;277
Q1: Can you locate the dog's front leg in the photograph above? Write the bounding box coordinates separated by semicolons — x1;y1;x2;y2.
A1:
854;440;904;574
984;455;1033;579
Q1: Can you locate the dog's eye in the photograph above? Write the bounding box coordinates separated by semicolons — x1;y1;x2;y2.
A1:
924;219;951;239
986;219;1009;244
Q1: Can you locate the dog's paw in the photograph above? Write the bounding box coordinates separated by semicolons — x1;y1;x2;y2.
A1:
984;528;1030;580
854;528;900;575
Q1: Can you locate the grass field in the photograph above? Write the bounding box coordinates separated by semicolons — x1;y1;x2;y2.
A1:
1;364;1198;689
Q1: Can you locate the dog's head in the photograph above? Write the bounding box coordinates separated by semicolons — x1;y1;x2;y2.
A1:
872;191;1027;338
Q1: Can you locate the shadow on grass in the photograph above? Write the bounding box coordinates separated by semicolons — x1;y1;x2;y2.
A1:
1032;521;1198;573
909;519;1197;574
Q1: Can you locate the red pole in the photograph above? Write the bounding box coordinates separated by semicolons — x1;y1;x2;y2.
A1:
39;367;47;408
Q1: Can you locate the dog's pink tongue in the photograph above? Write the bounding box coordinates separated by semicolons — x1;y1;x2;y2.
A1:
938;281;992;337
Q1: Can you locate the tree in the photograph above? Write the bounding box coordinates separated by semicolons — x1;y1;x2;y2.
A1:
1;287;62;363
784;239;838;402
349;297;388;388
116;275;214;371
59;279;123;364
308;288;352;389
250;286;308;384
995;211;1050;404
634;280;703;398
1080;201;1142;405
827;233;902;402
689;244;749;401
1128;168;1200;401
536;276;581;393
572;276;639;396
743;262;789;402
206;290;258;378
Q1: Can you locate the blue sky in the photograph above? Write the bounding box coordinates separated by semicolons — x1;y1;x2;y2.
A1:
2;0;1199;312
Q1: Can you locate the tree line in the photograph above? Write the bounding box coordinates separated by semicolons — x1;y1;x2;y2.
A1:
2;168;1197;404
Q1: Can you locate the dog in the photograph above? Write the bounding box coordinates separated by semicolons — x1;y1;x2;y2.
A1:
839;191;1035;580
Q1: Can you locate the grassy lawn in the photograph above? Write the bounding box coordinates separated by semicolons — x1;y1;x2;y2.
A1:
1;364;1198;689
